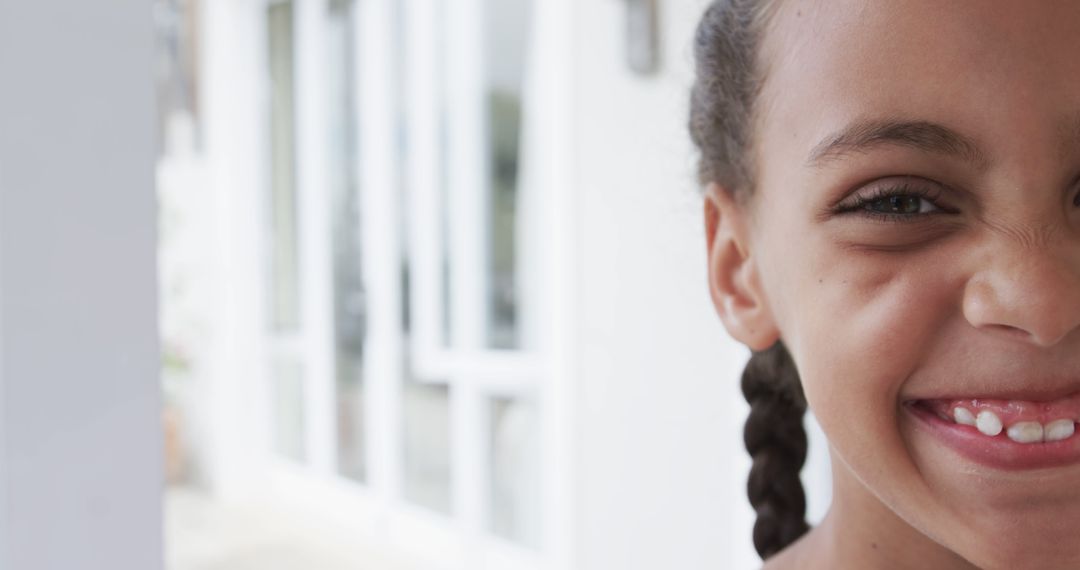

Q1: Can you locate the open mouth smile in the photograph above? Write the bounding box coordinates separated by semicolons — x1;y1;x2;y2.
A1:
906;393;1080;470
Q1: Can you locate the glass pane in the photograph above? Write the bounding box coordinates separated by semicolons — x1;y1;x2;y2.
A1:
267;1;301;332
489;396;541;548
438;16;453;350
484;0;532;349
335;356;365;480
273;357;306;462
327;0;367;483
402;375;452;515
394;0;412;338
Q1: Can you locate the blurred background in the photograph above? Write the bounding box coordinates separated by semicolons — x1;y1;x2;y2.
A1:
151;0;830;569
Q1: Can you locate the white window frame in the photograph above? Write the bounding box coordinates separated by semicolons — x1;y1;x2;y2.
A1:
202;0;577;568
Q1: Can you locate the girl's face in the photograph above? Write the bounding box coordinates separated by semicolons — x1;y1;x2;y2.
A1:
708;1;1080;567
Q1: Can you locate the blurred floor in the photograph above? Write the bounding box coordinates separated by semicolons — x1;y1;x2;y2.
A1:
166;487;417;570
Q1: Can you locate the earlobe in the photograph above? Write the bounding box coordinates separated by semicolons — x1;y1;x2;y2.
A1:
703;183;780;351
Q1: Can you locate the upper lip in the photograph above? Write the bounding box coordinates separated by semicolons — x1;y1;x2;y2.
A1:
903;380;1080;404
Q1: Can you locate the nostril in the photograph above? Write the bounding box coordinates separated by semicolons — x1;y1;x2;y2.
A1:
982;322;1075;348
985;323;1033;340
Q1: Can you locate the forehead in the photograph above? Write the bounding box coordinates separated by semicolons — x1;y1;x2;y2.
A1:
754;0;1080;172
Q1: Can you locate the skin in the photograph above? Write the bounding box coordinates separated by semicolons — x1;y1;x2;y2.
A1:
704;1;1080;568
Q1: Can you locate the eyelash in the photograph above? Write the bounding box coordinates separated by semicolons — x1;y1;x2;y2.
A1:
836;183;950;223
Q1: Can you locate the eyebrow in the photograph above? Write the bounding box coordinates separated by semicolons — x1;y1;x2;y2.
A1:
807;119;988;168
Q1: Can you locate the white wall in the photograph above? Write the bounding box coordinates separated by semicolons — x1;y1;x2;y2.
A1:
0;1;162;569
570;1;759;568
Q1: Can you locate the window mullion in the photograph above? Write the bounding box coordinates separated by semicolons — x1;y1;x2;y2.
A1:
358;0;404;506
446;0;492;540
293;0;338;477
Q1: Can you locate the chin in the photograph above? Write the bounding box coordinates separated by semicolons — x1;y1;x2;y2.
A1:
900;411;1080;569
955;522;1080;570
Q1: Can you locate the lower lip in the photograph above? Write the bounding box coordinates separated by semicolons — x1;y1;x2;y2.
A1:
905;403;1080;471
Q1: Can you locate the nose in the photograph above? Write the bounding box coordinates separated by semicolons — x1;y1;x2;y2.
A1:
962;241;1080;347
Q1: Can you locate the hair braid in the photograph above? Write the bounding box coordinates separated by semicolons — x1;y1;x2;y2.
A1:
741;340;810;559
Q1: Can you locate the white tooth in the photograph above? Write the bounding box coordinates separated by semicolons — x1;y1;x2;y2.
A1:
1044;419;1076;442
1007;421;1044;444
976;410;1003;436
953;407;976;426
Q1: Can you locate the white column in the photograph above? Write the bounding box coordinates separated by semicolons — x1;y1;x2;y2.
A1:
0;2;161;569
290;0;336;478
359;0;404;506
200;0;272;500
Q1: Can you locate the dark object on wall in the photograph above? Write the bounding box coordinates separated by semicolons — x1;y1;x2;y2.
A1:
625;0;661;75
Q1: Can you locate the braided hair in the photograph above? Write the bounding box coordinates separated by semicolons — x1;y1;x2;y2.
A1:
688;0;812;559
742;342;809;558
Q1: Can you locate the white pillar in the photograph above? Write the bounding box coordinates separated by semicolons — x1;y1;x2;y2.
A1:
0;1;162;569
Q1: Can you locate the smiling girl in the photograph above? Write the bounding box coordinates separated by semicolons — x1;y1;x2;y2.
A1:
691;1;1080;568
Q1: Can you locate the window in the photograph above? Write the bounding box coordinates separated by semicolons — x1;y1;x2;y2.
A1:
326;0;367;483
265;0;306;464
165;0;554;566
402;0;542;550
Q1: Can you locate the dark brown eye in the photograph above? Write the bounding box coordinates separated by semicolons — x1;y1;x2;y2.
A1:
833;179;952;222
865;194;935;215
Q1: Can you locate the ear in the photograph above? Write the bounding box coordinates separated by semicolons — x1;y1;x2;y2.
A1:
703;183;780;351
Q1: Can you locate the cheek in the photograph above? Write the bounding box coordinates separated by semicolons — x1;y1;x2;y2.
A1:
762;227;964;459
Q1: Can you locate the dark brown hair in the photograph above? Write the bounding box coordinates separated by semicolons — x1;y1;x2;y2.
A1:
688;0;812;560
